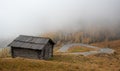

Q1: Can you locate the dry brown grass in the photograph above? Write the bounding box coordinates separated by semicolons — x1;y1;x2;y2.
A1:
0;48;11;58
68;46;95;52
0;52;120;71
0;58;85;71
91;40;120;54
52;53;120;71
91;40;120;48
0;40;120;71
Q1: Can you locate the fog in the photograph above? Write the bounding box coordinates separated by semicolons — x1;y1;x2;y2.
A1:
0;0;120;47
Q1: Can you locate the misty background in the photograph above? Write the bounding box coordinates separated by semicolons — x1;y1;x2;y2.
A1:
0;0;120;48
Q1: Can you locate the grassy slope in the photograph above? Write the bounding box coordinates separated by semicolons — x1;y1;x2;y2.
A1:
0;40;120;71
91;40;120;54
68;46;95;52
0;58;82;71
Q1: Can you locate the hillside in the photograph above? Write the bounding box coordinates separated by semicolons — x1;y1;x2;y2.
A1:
41;29;120;45
0;58;82;71
0;40;120;71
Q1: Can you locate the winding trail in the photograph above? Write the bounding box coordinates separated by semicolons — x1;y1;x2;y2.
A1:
58;43;115;56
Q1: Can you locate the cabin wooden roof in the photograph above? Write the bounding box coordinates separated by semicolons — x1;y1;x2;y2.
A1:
8;35;55;50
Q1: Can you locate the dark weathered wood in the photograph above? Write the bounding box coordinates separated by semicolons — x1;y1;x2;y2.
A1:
9;35;55;60
11;47;15;58
12;47;39;59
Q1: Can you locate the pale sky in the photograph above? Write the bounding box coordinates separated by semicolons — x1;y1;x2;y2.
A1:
0;0;120;38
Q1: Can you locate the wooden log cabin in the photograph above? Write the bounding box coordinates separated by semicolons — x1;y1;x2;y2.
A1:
8;35;55;60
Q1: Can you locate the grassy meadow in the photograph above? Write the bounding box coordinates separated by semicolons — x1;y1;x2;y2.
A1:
67;46;95;52
0;40;120;71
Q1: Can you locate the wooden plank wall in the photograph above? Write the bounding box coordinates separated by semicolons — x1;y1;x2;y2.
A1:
12;47;39;59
